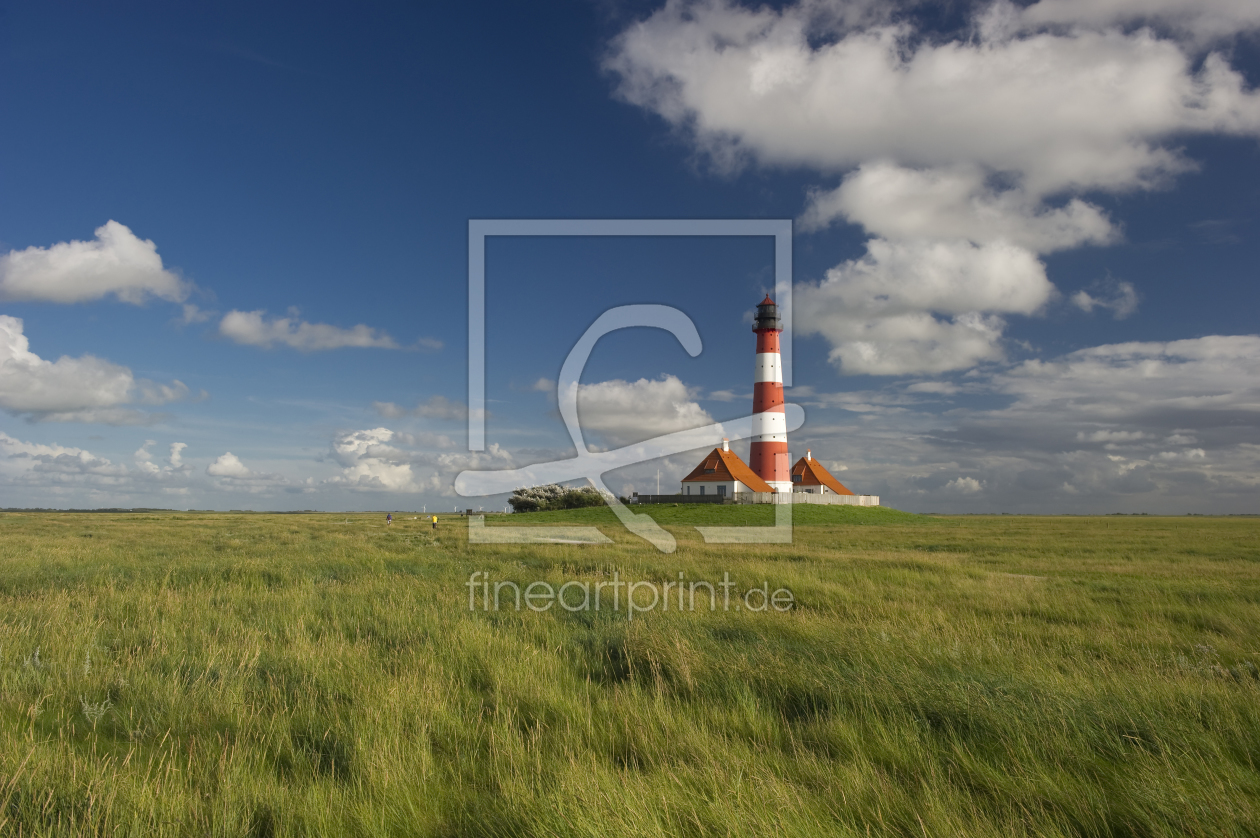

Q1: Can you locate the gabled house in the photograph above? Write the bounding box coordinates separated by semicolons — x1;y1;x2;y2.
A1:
680;438;773;498
790;450;854;495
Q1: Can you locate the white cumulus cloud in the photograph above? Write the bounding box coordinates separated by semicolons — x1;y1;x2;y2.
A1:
0;431;126;484
0;221;189;304
946;476;984;494
326;428;420;491
608;2;1260;189
796;238;1052;374
995;335;1260;418
0;315;190;423
573;375;715;446
207;452;253;478
135;439;192;477
321;426;508;494
0;431;196;497
219;309;399;351
205;451;289;492
1020;0;1260;42
607;0;1260;375
799;162;1118;251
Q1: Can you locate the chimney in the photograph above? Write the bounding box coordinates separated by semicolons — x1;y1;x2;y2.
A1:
722;437;729;451
807;449;812;460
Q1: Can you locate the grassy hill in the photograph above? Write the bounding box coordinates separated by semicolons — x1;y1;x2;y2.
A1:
498;501;924;527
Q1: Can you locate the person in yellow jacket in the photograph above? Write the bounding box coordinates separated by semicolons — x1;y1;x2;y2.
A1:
431;515;438;530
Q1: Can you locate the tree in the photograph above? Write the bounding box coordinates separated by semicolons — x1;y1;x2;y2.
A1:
508;483;611;512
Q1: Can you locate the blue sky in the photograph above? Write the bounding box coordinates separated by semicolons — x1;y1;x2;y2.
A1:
1;0;1258;513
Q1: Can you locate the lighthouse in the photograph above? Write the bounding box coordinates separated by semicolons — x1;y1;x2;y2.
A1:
663;294;880;507
749;295;791;492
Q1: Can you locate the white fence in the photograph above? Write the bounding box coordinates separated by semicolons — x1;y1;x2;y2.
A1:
734;492;880;506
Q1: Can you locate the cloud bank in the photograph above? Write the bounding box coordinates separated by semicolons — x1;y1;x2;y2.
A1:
0;431;194;499
607;0;1260;374
324;427;512;494
781;335;1260;512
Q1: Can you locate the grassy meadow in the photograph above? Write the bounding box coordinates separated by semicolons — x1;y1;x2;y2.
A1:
0;507;1258;836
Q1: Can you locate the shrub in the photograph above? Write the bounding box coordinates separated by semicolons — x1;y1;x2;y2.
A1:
509;483;610;512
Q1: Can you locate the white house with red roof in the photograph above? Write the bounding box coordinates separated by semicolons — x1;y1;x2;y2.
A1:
790;450;854;495
680;438;772;498
675;442;879;505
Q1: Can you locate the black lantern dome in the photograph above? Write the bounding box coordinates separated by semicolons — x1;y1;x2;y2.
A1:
752;295;781;332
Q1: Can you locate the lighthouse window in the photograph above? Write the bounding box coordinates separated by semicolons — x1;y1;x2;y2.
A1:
704;468;716;474
792;475;802;483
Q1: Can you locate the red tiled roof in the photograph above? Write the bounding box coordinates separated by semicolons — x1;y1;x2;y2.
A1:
682;448;774;493
791;456;854;495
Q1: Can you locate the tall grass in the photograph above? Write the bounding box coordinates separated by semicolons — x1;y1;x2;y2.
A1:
0;510;1257;836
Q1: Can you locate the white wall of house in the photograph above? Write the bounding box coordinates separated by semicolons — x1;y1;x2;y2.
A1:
682;480;746;497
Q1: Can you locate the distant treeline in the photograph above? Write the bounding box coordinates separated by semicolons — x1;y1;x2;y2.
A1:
1;508;180;513
0;508;318;514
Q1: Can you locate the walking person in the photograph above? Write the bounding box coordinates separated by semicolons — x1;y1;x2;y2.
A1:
386;513;393;526
431;515;438;531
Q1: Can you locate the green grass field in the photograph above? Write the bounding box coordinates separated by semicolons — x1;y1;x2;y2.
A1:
1;508;1258;836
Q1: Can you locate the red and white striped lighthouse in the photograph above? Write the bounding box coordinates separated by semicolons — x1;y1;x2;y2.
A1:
749;295;791;493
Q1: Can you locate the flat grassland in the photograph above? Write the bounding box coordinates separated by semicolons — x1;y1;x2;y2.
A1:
0;508;1257;836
